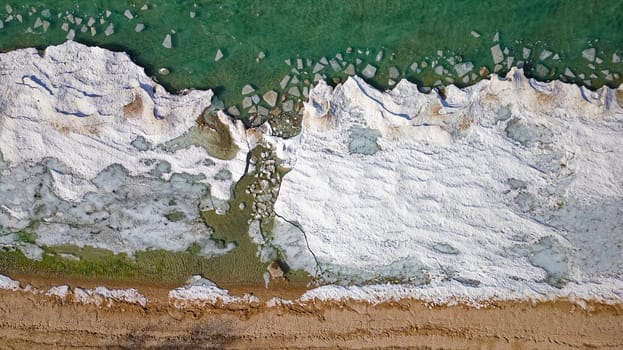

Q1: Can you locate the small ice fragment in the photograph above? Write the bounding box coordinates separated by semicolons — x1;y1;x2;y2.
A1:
33;17;42;28
42;21;49;32
134;23;144;32
522;47;531;59
104;23;114;36
263;90;278;107
329;59;341;71
257;106;268;116
437;50;443;57
15;14;22;22
66;28;75;40
284;58;291;66
462;75;469;84
539;49;552;61
162;34;172;48
279;75;290;89
5;4;12;14
75;17;82;25
124;9;133;20
470;31;480;38
312;62;325;74
388;79;395;86
190;11;196;18
242;97;252;109
336;53;343;61
227;106;240;117
141;4;148;10
503;47;509;55
67;14;74;23
319;57;328;65
454;62;473;77
282;100;293;112
588;63;595;70
291;76;299;84
105;10;111;18
158;67;170;75
6;15;13;22
291;68;299;75
595;57;603;64
61;22;69;31
288;86;301;97
344;63;355;75
257;51;265;60
100;18;105;24
536;63;550;76
80;25;87;33
355;58;362;65
421;61;428;68
296;58;303;70
410;62;418;71
362;64;377;78
302;86;309;98
90;27;96;36
215;49;224;61
493;64;502;72
490;44;504;64
582;48;596;62
605;73;613;81
493;32;499;42
552;53;559;60
612;53;621;63
506;56;514;68
87;17;95;26
41;9;51;18
241;84;255;95
313;73;322;82
306;58;312;67
375;50;383;62
564;67;575;78
434;65;444;75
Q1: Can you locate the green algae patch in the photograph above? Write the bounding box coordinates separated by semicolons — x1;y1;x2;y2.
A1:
0;145;313;288
162;110;239;160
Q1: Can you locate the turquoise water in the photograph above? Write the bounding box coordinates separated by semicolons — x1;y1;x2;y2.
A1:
1;1;622;124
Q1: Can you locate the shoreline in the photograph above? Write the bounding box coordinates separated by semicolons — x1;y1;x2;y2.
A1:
0;277;622;349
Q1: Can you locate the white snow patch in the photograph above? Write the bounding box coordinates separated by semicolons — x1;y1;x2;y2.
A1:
168;275;261;307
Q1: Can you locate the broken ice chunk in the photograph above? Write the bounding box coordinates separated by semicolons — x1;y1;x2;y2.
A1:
215;49;224;61
362;64;377;79
389;66;400;79
470;31;480;38
124;9;133;20
454;62;473;77
313;62;325;74
134;23;144;32
539;49;552;61
263;90;278;107
104;23;114;36
241;84;255;95
162;34;174;48
279;75;290;89
582;48;596;62
490;44;504;64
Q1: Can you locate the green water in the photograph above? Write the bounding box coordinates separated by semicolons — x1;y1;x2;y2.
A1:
1;1;622;285
1;1;621;123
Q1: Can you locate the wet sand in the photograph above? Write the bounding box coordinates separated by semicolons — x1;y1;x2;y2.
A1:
0;275;622;349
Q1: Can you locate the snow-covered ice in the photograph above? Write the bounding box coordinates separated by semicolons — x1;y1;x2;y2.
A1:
272;69;623;302
0;42;250;257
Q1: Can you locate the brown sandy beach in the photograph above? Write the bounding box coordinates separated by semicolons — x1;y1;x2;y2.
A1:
0;275;621;349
